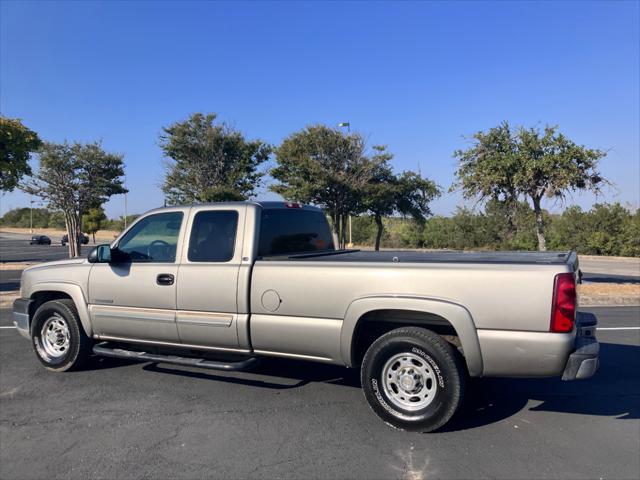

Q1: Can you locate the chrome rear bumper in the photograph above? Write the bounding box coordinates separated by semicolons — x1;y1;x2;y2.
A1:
562;312;599;381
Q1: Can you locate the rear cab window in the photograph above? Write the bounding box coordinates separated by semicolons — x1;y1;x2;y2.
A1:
258;208;335;257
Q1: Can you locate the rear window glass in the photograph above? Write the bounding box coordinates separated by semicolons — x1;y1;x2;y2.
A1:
258;209;334;257
188;210;238;262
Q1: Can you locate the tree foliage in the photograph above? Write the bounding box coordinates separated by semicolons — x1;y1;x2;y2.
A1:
271;125;382;248
0;116;42;192
22;141;126;257
361;146;440;250
348;201;638;257
0;207;66;229
453;122;607;251
161;113;271;204
82;206;107;244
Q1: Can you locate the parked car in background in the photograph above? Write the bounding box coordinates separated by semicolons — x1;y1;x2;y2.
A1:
29;235;51;245
61;233;89;246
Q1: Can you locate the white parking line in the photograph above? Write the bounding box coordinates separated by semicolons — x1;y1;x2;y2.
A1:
0;326;16;329
597;327;640;331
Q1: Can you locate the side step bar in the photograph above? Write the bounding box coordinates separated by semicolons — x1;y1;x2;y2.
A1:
93;343;259;372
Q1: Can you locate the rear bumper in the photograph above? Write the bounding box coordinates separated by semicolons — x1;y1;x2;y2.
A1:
12;298;32;339
562;312;599;381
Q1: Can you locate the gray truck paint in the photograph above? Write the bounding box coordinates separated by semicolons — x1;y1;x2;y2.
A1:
17;201;584;378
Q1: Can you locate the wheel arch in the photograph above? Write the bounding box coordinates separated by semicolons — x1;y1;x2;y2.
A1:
27;283;93;337
340;296;483;377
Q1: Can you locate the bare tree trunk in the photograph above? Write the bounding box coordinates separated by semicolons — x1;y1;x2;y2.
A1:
374;213;384;251
504;198;517;243
64;212;81;258
330;211;340;249
64;214;73;258
532;196;546;251
341;214;348;249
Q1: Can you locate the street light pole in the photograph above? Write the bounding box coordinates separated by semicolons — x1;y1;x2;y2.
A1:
30;195;33;234
123;172;128;230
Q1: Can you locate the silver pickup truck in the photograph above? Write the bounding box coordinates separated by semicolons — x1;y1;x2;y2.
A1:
13;201;599;432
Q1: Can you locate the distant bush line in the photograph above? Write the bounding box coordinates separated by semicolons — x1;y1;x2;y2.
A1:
351;201;639;257
2;202;637;257
0;208;139;233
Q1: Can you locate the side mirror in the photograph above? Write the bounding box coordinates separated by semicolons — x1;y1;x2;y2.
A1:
88;244;112;263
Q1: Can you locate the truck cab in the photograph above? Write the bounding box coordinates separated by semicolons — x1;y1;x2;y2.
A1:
85;201;332;351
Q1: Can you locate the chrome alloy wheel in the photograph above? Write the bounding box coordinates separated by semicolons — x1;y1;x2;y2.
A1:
40;314;70;359
381;352;438;411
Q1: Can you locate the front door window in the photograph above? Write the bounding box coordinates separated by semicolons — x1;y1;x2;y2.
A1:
117;212;183;262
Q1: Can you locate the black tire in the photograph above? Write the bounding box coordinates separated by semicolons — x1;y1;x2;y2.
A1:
361;326;466;432
31;299;93;372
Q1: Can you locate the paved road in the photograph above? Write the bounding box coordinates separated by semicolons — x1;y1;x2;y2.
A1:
0;233;82;263
0;234;89;291
0;306;638;479
579;256;640;278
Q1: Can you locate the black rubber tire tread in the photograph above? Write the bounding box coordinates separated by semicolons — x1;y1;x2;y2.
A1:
31;299;93;372
361;326;466;433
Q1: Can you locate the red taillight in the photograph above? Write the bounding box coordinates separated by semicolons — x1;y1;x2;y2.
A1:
550;272;577;333
284;202;302;208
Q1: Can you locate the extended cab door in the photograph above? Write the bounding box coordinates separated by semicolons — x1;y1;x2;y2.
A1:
88;210;186;343
175;205;244;351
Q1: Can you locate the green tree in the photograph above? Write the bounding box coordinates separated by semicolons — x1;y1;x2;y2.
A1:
82;206;107;244
103;214;140;232
423;216;456;249
0;116;42;192
22;141;126;257
482;199;537;250
620;209;640;257
272;125;380;248
546;205;587;252
161;113;271;204
583;203;631;256
48;210;66;229
360;147;396;250
362;148;440;250
454;122;607;251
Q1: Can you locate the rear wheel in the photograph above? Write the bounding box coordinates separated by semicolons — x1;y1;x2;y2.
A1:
31;299;93;371
361;326;465;432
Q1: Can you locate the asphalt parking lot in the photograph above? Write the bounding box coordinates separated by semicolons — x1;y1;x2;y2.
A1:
0;234;87;291
0;233;73;262
0;305;638;479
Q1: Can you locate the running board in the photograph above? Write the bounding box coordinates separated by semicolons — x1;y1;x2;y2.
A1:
92;343;259;371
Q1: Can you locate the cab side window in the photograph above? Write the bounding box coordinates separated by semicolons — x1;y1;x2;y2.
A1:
116;212;183;262
188;210;238;262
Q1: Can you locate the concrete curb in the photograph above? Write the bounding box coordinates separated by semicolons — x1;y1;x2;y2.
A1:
0;292;20;308
579;297;640;307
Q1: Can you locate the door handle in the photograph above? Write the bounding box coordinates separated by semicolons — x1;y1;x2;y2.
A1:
156;273;175;286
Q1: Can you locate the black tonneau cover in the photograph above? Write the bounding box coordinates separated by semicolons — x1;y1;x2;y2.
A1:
260;249;576;265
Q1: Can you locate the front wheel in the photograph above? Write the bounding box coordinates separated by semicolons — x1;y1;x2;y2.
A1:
361;326;466;432
31;299;93;371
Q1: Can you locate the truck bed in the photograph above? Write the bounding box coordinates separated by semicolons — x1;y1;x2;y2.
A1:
260;249;576;265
